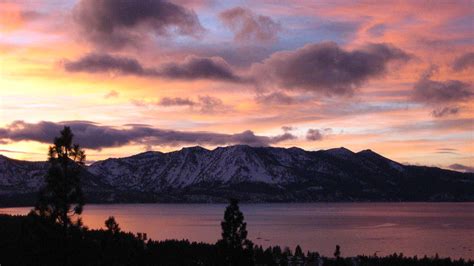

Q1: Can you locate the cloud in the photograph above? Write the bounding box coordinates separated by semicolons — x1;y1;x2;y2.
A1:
412;67;473;104
64;53;242;82
306;129;323;141
104;90;119;99
72;0;204;49
256;92;295;105
388;118;474;133
219;7;281;43
0;121;296;149
158;97;196;106
431;106;459;118
159;56;242;82
136;95;227;113
281;126;294;132
453;52;474;71
269;132;297;143
437;148;458;152
197;96;224;113
449;163;474;173
64;53;153;75
251;42;410;96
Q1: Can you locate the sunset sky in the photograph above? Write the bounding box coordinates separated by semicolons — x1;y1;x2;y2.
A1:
0;0;473;171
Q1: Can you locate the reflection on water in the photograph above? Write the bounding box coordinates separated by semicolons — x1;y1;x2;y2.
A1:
1;203;473;259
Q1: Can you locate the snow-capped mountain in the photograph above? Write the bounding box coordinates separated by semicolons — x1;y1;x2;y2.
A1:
0;155;47;194
1;146;473;205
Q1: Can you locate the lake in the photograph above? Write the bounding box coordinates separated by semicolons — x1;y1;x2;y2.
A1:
1;203;473;259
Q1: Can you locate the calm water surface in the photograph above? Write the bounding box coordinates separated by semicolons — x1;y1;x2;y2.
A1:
1;203;473;259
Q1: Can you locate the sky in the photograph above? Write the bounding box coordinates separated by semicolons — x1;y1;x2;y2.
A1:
0;0;473;171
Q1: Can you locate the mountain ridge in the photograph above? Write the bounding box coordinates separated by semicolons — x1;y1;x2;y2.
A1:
1;145;473;206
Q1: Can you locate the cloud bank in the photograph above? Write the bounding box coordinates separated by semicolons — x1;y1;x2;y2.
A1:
73;0;204;49
251;42;410;96
64;53;242;82
0;121;296;149
412;67;473;104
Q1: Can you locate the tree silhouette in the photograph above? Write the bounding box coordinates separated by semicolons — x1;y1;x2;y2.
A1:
295;245;304;257
218;198;253;265
105;216;121;234
334;244;341;259
34;126;86;232
220;198;249;250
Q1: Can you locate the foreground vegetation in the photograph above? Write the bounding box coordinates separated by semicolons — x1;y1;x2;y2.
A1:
1;127;471;265
0;213;472;266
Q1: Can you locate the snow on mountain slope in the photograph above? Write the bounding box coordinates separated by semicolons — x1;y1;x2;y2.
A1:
2;145;474;202
85;145;426;193
88;145;306;191
0;155;47;194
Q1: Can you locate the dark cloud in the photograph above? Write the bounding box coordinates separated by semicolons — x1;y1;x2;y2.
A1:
449;163;474;173
73;0;204;49
269;132;297;143
64;53;154;75
64;53;242;82
453;52;474;71
431;106;460;118
252;42;410;96
159;56;242;82
158;97;196;106
137;95;226;113
219;7;281;43
412;67;473;104
0;121;295;149
197;96;225;113
256;92;295;105
306;129;323;141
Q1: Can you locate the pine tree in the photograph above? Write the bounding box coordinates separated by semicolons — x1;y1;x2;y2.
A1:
218;198;253;265
220;198;249;250
34;126;86;232
295;245;304;257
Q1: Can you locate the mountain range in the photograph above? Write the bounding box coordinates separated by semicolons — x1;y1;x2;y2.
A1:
1;145;473;206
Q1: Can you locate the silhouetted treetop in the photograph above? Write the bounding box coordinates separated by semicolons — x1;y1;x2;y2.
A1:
220;198;249;250
34;126;86;231
105;216;121;234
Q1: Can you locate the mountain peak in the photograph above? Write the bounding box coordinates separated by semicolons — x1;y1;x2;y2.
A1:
358;148;375;153
357;149;386;159
180;146;209;152
214;144;254;152
325;147;355;158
